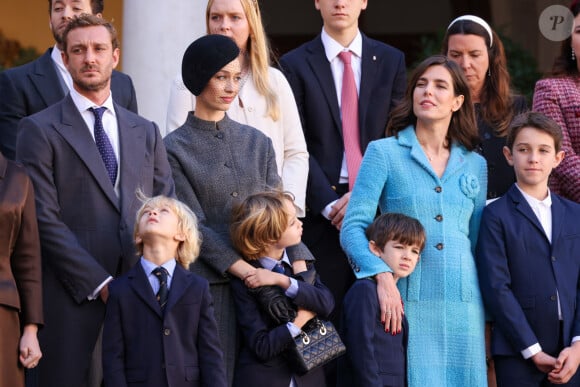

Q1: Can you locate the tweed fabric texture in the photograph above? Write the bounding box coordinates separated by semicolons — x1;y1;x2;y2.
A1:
533;76;580;202
341;126;488;386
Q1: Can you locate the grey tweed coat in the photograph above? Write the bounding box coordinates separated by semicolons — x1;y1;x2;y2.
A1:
163;113;313;384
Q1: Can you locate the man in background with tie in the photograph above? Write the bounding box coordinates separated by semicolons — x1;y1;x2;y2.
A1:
280;2;406;382
280;0;406;323
16;14;174;387
0;0;138;160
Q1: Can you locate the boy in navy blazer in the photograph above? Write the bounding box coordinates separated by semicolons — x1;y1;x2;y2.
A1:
477;111;580;386
338;213;425;387
103;194;226;387
229;190;334;387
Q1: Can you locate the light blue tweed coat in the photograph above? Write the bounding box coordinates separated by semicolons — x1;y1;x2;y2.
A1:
341;125;488;386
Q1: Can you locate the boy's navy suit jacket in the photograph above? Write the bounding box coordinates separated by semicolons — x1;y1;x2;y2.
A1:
477;184;580;357
103;262;227;387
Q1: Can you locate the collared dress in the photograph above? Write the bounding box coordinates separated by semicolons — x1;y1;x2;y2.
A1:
341;125;488;386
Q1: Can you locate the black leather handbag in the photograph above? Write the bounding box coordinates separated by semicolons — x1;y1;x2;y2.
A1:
287;317;346;375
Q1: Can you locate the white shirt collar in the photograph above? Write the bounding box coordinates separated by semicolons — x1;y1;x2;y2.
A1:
140;256;177;278
69;86;116;116
258;250;291;270
320;27;363;62
515;184;552;209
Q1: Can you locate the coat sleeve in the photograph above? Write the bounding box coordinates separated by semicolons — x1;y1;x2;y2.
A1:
16;116;111;303
11;170;43;325
533;78;580;201
270;68;309;217
340;141;392;278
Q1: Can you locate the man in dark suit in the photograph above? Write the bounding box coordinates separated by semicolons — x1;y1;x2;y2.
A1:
16;14;174;387
279;0;406;328
0;0;137;160
476;112;580;386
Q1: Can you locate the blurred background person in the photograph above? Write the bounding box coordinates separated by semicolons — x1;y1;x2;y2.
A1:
532;0;580;203
443;15;528;202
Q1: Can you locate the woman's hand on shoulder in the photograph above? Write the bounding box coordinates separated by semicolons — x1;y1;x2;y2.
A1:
375;272;403;335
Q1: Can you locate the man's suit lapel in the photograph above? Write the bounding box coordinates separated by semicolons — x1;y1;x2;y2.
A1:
54;95;119;210
129;264;163;317
29;49;66;108
359;35;379;149
306;36;342;135
116;104;146;218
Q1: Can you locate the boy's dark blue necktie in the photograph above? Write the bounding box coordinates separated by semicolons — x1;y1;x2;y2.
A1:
89;107;117;185
272;262;285;274
152;267;169;311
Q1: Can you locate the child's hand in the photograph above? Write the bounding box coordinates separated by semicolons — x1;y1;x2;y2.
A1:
293;307;316;329
548;342;580;383
292;259;307;274
531;351;557;374
244;268;290;289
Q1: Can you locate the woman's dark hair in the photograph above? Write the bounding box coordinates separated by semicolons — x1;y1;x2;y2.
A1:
442;18;516;136
386;55;479;151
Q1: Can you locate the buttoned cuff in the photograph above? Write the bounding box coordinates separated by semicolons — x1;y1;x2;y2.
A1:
521;343;542;359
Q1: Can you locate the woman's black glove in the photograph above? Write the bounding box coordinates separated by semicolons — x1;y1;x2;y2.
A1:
248;285;297;325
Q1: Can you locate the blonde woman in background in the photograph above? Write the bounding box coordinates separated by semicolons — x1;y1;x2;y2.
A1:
166;0;308;216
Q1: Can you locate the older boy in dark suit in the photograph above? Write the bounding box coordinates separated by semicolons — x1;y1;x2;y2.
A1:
477;112;580;386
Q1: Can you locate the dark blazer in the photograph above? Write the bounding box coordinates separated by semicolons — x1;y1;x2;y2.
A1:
476;184;580;359
0;152;42;387
103;262;227;387
15;95;174;387
338;279;407;387
279;33;406;215
230;262;335;387
0;48;138;159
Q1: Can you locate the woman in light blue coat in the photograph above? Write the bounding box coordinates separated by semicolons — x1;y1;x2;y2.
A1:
340;55;488;386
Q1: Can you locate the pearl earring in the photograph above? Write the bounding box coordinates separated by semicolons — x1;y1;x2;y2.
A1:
572;49;576;61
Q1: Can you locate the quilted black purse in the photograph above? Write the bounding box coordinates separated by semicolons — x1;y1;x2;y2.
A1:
287;317;346;375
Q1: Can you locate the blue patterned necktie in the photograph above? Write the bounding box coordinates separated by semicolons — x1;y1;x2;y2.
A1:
152;267;169;311
89;107;117;185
